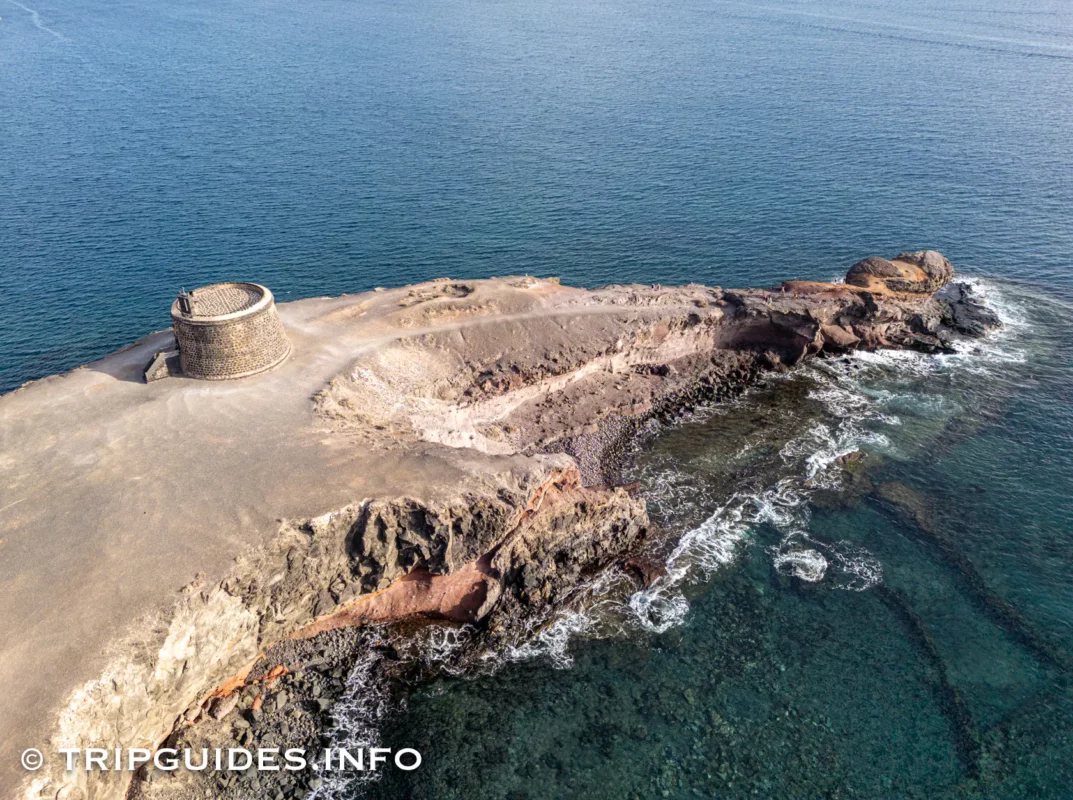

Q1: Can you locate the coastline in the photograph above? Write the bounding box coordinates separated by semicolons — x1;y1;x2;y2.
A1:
1;252;1001;800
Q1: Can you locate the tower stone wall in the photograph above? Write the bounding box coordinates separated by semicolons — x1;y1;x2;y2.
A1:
170;282;291;380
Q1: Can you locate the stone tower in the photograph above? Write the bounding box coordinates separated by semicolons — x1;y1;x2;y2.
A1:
167;282;291;380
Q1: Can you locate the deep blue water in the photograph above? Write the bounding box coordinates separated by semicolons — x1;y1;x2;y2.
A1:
2;0;1073;391
3;0;1073;798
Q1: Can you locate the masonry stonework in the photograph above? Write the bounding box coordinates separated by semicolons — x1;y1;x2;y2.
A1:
170;282;291;380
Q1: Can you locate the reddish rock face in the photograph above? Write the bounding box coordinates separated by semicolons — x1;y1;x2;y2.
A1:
845;250;954;294
292;561;495;636
16;253;1000;800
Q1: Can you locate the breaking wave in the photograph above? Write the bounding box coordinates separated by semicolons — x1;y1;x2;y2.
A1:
494;277;1026;661
314;624;481;797
501;611;598;668
327;278;1029;774
311;636;390;799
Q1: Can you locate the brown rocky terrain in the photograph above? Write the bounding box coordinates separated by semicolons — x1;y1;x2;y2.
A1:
1;251;999;800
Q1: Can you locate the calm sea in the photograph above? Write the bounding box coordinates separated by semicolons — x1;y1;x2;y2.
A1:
3;0;1072;797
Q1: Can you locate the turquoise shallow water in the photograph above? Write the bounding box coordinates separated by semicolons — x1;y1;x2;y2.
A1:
3;0;1073;797
362;287;1073;799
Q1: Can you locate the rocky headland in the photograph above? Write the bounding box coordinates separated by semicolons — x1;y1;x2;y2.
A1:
0;251;1000;800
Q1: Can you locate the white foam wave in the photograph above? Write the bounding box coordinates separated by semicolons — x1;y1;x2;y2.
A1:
628;501;752;633
943;276;1030;371
772;547;828;582
639;465;706;520
628;587;691;634
959;275;1031;330
770;532;882;591
751;478;810;526
413;625;474;675
311;642;389;799
500;611;595;668
432;278;1019;673
828;544;884;591
781;420;890;486
628;479;812;634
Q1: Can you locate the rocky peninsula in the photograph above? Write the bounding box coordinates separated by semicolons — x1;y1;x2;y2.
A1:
0;251;1000;800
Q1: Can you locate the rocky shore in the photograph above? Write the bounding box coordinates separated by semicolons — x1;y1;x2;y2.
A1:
5;251;999;800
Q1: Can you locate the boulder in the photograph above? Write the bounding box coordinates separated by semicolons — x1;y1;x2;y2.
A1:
845;250;953;294
895;250;955;293
210;692;240;720
820;323;860;350
938;281;1002;337
845;256;902;288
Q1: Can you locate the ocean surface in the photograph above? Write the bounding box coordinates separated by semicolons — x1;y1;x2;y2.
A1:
3;0;1073;797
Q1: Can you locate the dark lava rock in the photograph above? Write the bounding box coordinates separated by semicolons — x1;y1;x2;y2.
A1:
939;281;1003;337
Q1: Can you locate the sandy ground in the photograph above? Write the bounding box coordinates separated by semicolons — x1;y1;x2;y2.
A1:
0;277;604;792
1;258;962;795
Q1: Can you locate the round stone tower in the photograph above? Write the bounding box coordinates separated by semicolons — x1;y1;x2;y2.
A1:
170;282;291;380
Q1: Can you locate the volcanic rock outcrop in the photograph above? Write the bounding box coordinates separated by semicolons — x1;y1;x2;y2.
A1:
844;249;954;294
315;250;995;481
4;251;999;800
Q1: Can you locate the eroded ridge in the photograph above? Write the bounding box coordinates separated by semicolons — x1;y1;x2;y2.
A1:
9;251;999;800
316;250;997;479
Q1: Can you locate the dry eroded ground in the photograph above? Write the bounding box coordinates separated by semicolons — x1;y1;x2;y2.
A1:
3;253;968;799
